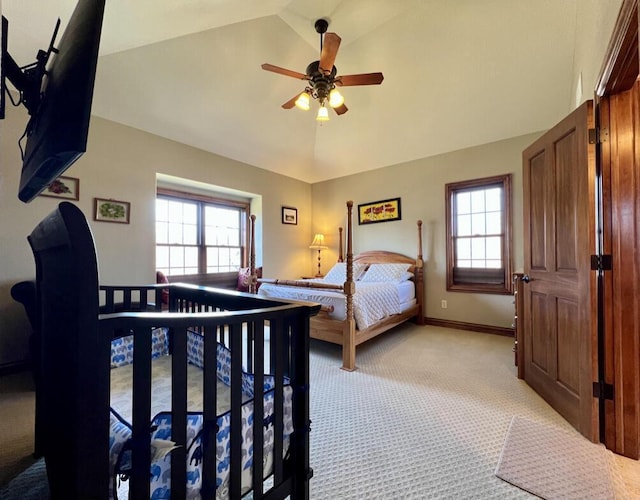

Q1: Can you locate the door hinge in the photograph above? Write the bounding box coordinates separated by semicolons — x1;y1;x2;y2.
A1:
593;381;614;400
590;254;612;271
589;127;609;144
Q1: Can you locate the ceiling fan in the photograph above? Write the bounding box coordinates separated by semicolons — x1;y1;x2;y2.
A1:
261;19;384;121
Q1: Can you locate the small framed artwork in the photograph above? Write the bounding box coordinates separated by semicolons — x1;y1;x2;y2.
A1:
94;198;131;224
358;197;402;225
39;176;80;200
282;206;298;225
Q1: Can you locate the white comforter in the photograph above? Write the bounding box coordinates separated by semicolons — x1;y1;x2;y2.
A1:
258;280;409;329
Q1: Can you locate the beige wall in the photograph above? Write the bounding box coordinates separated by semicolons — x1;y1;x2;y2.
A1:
311;132;541;329
0;104;312;366
571;0;623;108
0;0;622;367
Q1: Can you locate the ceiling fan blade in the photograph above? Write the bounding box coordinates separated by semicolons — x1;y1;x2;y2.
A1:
319;32;341;74
335;72;384;86
282;93;303;109
261;63;308;80
333;103;348;115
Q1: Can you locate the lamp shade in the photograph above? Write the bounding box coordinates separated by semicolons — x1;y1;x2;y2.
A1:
316;105;329;121
329;88;344;108
295;92;311;111
309;233;328;249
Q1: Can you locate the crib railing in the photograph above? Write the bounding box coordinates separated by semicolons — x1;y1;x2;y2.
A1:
98;284;319;499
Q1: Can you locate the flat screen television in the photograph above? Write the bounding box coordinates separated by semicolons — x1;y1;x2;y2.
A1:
0;0;106;202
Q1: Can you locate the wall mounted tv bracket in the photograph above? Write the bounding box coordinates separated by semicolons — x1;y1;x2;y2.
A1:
2;17;60;116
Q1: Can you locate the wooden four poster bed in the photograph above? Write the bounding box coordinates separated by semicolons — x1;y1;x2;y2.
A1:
28;202;319;499
254;200;424;371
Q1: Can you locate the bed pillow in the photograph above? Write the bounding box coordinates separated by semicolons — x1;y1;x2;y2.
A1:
359;263;412;283
323;262;367;283
236;266;262;292
156;270;169;305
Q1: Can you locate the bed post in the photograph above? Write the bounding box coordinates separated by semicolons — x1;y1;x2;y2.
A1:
249;214;257;294
415;220;425;325
338;226;344;263
342;201;357;371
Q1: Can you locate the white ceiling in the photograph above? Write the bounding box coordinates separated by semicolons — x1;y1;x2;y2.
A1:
3;0;586;183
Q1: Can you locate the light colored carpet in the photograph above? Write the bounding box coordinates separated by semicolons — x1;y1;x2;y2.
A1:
495;416;617;499
1;324;635;499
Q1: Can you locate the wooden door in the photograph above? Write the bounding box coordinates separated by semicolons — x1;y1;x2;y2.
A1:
522;100;598;441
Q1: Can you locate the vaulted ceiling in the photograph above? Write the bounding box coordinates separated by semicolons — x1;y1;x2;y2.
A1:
2;1;615;183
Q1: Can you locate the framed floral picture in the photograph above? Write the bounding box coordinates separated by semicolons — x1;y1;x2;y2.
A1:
94;198;130;224
39;176;80;200
282;206;298;225
358;197;402;225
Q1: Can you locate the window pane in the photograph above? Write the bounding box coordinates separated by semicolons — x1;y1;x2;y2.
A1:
458;260;471;267
156;199;168;221
486;260;502;269
456;238;471;260
485;212;501;234
485;188;501;211
470;190;485;213
229;248;241;268
219;248;230;267
471;213;485;235
184;246;198;268
156;221;168;244
457;214;471;236
170;246;184;268
456;192;471;214
207;247;219;269
168;200;184;223
168;223;183;244
183;204;197;224
471;260;485;268
486;237;502;260
471;237;486;259
226;228;239;247
183;224;197;245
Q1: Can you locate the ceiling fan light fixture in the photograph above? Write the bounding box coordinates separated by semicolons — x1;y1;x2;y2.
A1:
316;105;330;122
329;88;344;108
295;92;311;111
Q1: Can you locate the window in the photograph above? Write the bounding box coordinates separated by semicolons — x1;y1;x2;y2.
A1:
156;189;248;277
445;174;513;294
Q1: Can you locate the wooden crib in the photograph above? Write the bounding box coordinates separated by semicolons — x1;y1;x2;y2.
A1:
28;202;319;499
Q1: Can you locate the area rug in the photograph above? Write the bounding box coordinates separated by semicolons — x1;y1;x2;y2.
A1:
495;416;617;499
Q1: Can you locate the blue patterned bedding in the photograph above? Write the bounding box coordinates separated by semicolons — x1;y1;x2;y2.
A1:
107;330;293;499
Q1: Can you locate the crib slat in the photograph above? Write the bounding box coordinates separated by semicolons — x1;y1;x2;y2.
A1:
252;320;265;496
131;326;152;499
272;317;285;484
229;322;243;498
201;323;218;500
171;326;188;500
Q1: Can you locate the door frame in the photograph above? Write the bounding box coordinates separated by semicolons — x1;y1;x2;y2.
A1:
594;0;640;458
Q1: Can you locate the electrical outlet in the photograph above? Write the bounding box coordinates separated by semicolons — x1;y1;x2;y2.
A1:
441;299;447;309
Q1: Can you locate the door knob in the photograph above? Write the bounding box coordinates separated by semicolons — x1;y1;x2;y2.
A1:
521;274;532;283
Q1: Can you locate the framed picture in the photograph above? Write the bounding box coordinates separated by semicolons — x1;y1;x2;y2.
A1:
39;176;79;200
94;198;131;224
282;206;298;225
358;197;402;225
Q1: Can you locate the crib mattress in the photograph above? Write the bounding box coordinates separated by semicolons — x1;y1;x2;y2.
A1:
108;336;292;499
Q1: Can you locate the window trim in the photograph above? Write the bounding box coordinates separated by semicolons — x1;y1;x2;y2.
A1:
156;188;250;277
445;174;513;295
